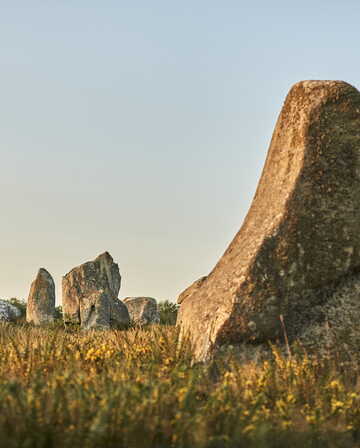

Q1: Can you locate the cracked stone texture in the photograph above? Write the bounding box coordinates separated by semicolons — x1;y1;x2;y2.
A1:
123;297;160;325
177;80;360;361
62;252;129;329
26;268;55;325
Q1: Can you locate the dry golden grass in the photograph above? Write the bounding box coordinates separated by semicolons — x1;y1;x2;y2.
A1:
1;323;360;447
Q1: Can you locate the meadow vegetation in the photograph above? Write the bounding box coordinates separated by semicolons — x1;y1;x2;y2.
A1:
1;319;360;448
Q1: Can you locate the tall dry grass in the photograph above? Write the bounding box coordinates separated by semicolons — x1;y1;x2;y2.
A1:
1;323;360;447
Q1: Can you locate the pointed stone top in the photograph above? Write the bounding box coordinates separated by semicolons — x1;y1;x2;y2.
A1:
64;252;116;277
35;268;54;287
62;251;121;314
95;251;114;263
37;268;52;277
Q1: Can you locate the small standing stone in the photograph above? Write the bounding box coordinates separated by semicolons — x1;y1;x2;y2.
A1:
26;268;55;325
123;297;160;325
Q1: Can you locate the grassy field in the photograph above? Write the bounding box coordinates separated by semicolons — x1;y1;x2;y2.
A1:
1;323;360;448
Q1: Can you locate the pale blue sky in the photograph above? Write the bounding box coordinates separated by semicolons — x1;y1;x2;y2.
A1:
1;1;359;303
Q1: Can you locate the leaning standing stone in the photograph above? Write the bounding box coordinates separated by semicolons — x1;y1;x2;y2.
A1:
26;268;55;325
177;80;360;361
123;297;160;325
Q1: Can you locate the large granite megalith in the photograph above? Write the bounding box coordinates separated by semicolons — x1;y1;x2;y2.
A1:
62;252;130;329
26;268;55;325
177;80;360;361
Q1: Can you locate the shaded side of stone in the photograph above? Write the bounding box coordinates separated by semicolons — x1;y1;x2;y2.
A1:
295;269;360;358
177;80;360;361
26;268;55;325
123;297;160;325
110;299;130;328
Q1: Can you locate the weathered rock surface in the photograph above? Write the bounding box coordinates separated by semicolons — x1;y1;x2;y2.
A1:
0;300;22;322
123;297;160;325
177;80;360;361
80;290;111;330
62;252;129;329
26;268;55;325
297;271;360;358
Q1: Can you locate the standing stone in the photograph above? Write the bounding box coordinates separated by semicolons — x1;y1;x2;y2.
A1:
123;297;160;325
26;268;55;325
110;299;132;328
0;300;22;322
177;80;360;361
62;252;129;329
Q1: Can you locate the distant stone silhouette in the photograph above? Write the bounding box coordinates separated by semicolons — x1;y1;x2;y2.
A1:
26;268;55;325
62;252;129;329
177;80;360;361
123;297;160;325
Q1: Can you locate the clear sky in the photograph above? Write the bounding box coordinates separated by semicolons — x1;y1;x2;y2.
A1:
1;1;359;304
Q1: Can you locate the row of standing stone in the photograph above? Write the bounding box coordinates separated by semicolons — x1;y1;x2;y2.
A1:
26;251;160;328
